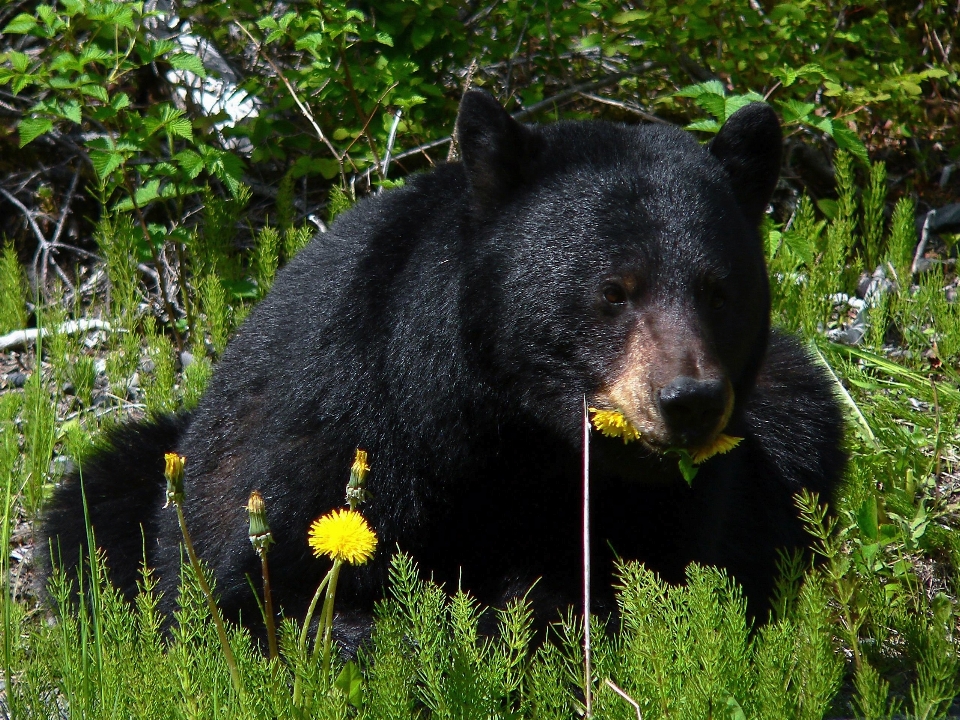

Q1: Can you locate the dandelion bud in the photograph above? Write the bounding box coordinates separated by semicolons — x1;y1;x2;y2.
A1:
163;452;186;507
346;448;370;508
247;490;273;551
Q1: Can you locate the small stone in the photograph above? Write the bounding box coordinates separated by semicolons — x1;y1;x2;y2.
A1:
6;372;27;388
180;350;194;368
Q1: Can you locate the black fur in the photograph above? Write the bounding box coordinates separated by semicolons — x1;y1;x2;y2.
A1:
44;91;844;632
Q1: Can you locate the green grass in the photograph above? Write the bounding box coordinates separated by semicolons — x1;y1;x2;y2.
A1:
1;152;959;717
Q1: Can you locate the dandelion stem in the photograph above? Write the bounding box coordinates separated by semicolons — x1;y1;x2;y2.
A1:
317;560;343;671
582;396;593;719
174;503;242;692
258;548;278;661
299;570;332;651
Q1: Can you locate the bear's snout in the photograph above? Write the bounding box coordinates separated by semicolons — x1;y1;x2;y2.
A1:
657;376;732;448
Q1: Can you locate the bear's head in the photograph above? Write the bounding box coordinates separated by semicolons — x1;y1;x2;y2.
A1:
457;89;781;456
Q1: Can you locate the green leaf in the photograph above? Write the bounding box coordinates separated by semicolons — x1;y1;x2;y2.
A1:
833;126;869;165
80;84;110;103
695;92;727;122
411;24;434;50
221;278;258;300
726;696;747;720
877;524;899;544
816;198;838;219
295;33;327;52
142;39;176;62
200;148;246;197
685;119;721;134
18;117;52;147
855;496;879;541
783;229;814;266
111;179;162;212
723;93;763;119
335;661;364;709
676;80;726;98
612;10;651;23
809;116;833;135
169;53;206;78
78;45;111;66
90;149;125;178
3;13;38;34
9;51;31;72
780;99;815;123
677;452;698;485
375;31;394;47
168;117;192;140
49;52;78;73
174;150;203;179
60;100;82;124
773;66;799;87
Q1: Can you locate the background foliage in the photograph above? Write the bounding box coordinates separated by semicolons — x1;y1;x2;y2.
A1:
1;0;959;717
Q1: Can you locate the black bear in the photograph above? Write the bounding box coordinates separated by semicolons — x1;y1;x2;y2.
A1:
44;90;844;633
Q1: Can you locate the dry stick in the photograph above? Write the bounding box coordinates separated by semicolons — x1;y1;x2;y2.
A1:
605;679;642;720
339;82;399;160
234;22;346;187
380;109;403;185
515;60;658;120
911;209;935;276
577;92;672;125
582;396;593;719
0;186;76;297
51;167;80;248
0;319;113;352
339;52;384;180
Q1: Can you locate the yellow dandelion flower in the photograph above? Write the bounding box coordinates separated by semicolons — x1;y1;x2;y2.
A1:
589;407;642;443
691;434;743;464
308;508;378;565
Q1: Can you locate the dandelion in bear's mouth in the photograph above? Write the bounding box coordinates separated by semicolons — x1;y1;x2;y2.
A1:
308;508;378;565
691;433;743;464
589;407;642;443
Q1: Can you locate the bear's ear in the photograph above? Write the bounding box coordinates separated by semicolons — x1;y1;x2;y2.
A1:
456;89;540;208
708;103;782;225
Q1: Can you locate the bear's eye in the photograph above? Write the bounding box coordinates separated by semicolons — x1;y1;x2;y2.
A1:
602;282;628;306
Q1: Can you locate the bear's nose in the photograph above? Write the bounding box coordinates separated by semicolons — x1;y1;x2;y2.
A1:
657;376;728;446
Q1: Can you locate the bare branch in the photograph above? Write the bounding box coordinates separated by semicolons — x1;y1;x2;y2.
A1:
0;319;114;352
51;167;80;246
578;92;672;125
234;20;344;183
0;186;48;248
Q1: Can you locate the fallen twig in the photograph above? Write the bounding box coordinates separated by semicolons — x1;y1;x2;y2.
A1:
911;209;934;276
604;679;642;720
0;319;114;352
